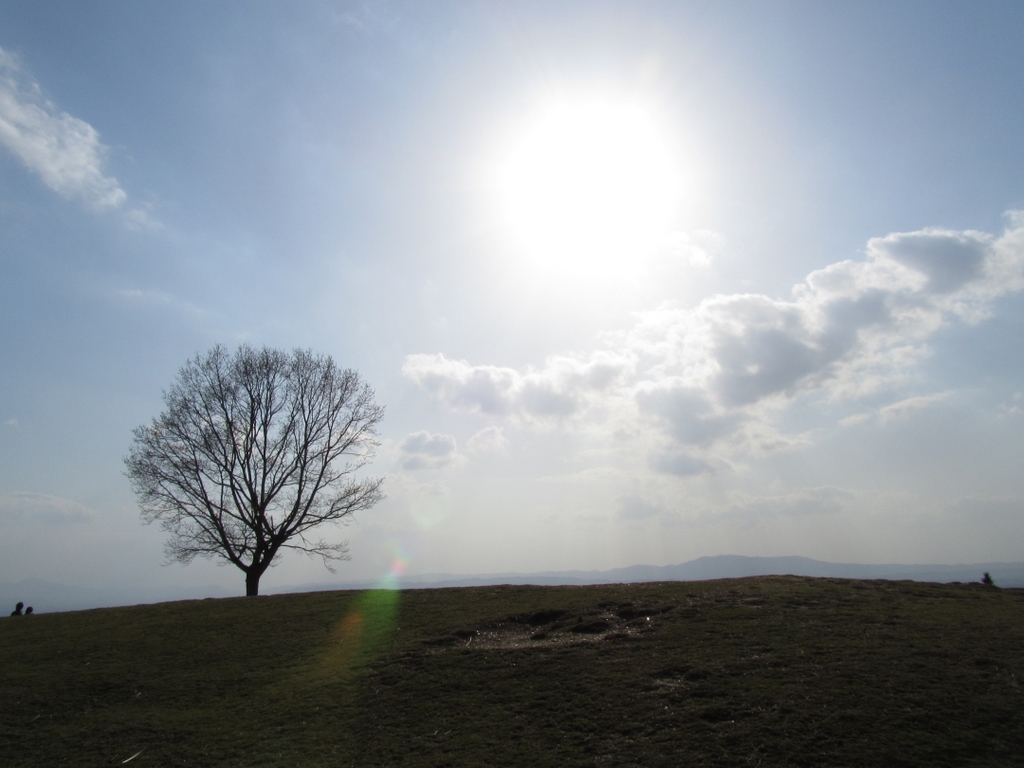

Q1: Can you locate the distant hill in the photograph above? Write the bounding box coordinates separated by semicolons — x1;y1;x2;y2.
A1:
274;554;1024;593
5;555;1022;612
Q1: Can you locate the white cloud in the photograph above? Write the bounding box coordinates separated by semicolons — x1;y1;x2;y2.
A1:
0;492;93;525
398;431;459;470
647;449;713;477
838;413;871;428
406;215;1024;474
878;392;950;424
331;2;382;31
0;46;127;210
996;392;1024;418
838;392;951;427
663;229;722;267
466;426;508;454
868;229;989;294
401;350;632;422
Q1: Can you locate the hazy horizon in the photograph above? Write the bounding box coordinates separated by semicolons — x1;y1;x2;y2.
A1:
2;1;1024;601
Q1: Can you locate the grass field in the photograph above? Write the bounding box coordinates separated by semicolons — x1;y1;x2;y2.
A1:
2;576;1023;767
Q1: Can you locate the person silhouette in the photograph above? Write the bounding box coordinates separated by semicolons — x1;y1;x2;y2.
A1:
10;602;23;616
24;606;33;615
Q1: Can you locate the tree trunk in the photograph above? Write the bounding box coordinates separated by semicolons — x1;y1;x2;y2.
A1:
245;569;261;596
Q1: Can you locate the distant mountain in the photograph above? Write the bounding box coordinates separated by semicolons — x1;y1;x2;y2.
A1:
5;555;1021;613
271;555;1024;593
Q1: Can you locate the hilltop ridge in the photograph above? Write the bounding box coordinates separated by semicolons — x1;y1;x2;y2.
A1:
5;554;1023;613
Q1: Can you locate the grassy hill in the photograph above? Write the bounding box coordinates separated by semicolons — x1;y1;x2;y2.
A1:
2;576;1023;767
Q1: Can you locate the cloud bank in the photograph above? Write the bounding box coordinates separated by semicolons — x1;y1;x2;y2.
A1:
402;350;633;422
0;46;127;209
0;492;93;525
405;216;1024;474
398;431;459;470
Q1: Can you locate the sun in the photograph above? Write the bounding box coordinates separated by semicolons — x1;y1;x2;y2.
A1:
494;98;681;272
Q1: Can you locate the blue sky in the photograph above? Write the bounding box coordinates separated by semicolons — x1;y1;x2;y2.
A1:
2;1;1024;600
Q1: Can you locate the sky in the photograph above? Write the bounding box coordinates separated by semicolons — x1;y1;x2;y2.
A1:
2;1;1024;601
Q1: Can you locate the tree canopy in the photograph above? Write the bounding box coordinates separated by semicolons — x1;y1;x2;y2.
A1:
125;345;384;596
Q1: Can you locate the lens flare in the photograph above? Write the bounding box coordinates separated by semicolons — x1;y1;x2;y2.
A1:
320;549;409;674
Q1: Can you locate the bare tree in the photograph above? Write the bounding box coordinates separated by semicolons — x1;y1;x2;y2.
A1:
125;345;384;596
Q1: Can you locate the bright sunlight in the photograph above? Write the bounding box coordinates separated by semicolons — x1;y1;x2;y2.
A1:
495;98;681;272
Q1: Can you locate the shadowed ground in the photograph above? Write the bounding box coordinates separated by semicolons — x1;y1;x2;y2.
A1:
2;576;1022;766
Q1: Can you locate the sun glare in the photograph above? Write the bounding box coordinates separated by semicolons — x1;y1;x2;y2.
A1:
495;98;680;271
